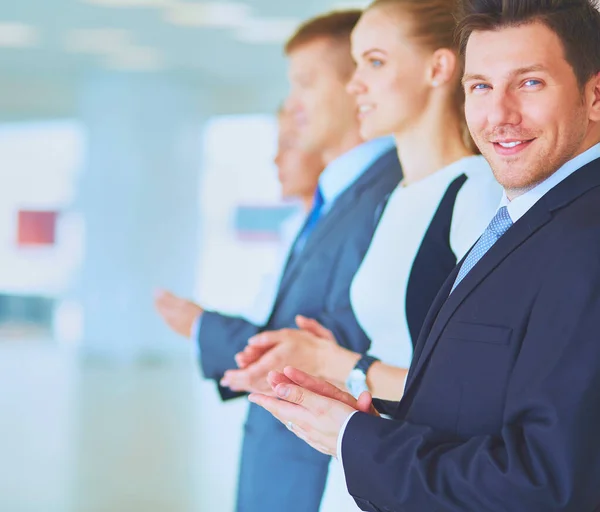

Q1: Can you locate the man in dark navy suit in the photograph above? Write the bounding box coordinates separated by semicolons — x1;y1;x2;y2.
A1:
249;1;600;510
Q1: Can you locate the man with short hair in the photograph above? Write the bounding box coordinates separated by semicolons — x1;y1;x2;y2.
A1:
249;1;600;510
157;10;401;512
154;106;323;331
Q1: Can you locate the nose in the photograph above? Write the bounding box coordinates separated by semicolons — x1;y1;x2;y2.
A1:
488;89;522;128
284;94;301;115
346;69;367;96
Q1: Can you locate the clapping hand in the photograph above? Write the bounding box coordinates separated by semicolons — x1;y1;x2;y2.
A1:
248;367;378;457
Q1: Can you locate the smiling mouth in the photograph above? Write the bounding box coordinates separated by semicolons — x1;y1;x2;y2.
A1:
357;105;375;119
491;138;535;155
498;141;524;148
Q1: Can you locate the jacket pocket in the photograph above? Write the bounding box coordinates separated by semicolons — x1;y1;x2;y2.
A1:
445;321;512;345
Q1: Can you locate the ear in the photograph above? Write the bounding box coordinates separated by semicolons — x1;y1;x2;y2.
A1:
588;71;600;122
429;48;458;88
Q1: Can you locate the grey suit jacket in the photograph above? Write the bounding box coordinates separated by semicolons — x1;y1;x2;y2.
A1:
198;147;402;512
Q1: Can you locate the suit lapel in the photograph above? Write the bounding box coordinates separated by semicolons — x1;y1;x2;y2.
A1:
276;186;359;296
405;204;552;390
404;156;600;398
276;150;397;298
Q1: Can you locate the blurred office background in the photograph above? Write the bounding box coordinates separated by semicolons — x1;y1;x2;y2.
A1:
0;1;367;510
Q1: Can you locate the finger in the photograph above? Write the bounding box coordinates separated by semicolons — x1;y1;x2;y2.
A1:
283;367;357;408
155;289;179;303
154;293;184;313
267;370;294;389
230;351;283;391
273;382;338;418
235;345;265;368
221;367;260;392
249;331;286;347
234;353;248;368
235;353;257;369
220;369;246;390
295;316;335;341
248;393;309;426
356;391;371;412
154;288;169;300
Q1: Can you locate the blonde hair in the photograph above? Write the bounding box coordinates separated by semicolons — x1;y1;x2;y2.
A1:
368;0;478;154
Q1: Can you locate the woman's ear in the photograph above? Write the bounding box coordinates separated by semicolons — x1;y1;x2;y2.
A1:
429;48;458;88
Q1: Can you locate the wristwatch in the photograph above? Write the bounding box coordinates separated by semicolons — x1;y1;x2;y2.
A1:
346;354;380;399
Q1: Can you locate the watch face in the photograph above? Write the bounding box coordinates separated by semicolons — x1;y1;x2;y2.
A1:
349;368;365;381
347;369;368;399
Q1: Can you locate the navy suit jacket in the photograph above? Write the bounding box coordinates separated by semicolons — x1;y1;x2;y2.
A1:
198;147;402;512
343;156;600;512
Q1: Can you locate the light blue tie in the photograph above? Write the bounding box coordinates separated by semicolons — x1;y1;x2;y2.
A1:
451;206;513;293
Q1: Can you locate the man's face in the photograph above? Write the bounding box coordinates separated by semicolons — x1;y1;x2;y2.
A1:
274;129;322;200
464;22;594;198
286;38;359;154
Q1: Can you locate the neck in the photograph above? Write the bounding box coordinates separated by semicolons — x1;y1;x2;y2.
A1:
301;194;314;213
394;100;472;187
321;128;364;166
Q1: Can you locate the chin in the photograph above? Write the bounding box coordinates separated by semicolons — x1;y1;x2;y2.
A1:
490;167;541;196
360;125;387;141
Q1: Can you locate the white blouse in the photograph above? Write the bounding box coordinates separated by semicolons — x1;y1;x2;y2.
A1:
350;155;502;367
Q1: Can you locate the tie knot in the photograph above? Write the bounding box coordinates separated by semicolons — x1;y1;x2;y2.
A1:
488;206;513;238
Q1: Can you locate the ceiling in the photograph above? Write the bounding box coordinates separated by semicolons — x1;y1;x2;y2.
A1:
0;0;369;119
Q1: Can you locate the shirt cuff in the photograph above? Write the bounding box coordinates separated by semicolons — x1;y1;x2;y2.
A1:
337;410;358;463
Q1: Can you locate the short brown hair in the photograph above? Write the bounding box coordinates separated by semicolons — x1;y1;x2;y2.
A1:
285;10;362;54
456;0;600;90
284;10;362;79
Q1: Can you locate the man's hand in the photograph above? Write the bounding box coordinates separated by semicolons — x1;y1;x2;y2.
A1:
221;326;336;394
268;369;376;414
248;367;378;458
154;289;203;338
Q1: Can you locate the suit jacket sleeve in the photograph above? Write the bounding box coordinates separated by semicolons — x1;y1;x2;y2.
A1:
342;246;600;512
371;398;400;417
197;310;261;401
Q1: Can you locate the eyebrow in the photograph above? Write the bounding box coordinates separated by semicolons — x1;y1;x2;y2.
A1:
361;48;387;58
462;64;549;85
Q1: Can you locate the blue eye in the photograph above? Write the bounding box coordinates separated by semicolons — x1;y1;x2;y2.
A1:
472;83;490;91
370;59;384;68
524;79;542;87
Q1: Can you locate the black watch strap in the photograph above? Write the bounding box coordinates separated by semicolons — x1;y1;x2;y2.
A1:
354;354;380;375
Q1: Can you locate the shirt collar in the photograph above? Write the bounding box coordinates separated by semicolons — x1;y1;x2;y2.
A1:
500;142;600;223
319;136;395;207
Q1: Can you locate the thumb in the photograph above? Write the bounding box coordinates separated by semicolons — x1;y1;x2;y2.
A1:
356;391;375;414
296;315;335;341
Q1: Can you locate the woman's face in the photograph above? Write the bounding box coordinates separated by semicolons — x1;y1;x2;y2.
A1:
348;6;432;140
